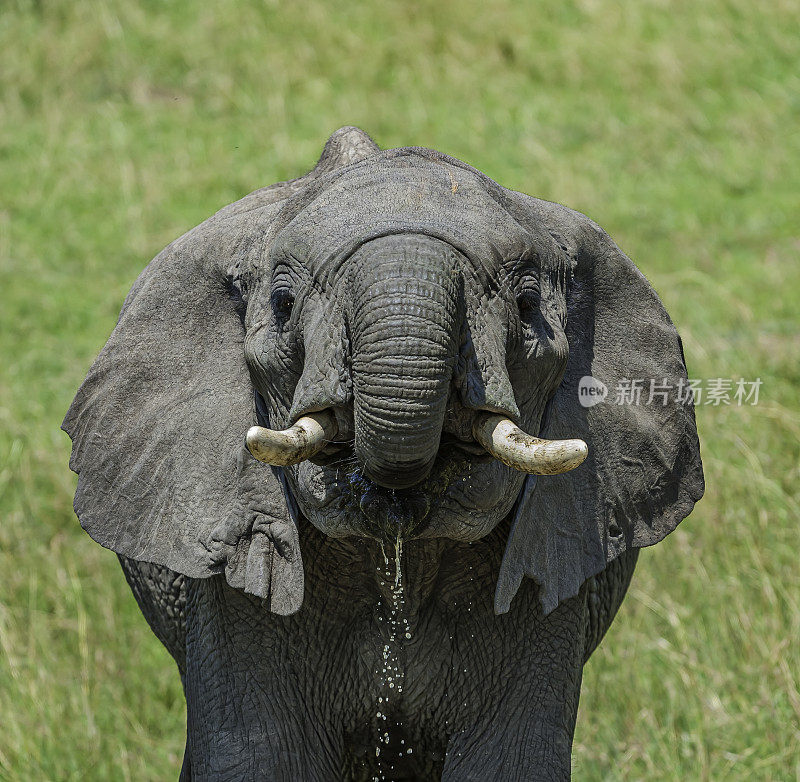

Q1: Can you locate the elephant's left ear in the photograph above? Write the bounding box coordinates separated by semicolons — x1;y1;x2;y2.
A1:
495;205;705;615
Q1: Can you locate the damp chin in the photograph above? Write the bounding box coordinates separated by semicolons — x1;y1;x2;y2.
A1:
288;457;522;542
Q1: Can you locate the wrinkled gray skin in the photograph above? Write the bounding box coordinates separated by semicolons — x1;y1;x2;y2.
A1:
64;127;704;781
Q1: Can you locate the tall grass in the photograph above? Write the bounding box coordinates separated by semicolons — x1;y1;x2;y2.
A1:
1;0;798;778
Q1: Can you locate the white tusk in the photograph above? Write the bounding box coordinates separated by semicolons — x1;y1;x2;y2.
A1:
246;410;338;466
472;413;588;476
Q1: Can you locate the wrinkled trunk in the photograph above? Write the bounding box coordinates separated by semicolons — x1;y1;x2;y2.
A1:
349;234;462;489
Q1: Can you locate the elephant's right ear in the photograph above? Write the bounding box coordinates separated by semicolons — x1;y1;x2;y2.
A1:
61;213;306;612
62;126;380;615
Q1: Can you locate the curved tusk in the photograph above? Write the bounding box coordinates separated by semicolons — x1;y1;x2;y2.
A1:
472;413;588;476
246;410;338;466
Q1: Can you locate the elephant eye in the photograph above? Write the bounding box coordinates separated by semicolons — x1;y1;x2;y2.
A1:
517;289;540;323
271;288;295;319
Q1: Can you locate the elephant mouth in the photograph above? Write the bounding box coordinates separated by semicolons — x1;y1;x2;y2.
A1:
305;437;485;540
246;404;588;542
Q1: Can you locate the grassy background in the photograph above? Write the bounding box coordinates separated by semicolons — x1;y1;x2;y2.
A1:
1;0;798;778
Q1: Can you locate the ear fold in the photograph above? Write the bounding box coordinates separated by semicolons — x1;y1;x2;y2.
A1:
495;209;704;615
63;127;379;615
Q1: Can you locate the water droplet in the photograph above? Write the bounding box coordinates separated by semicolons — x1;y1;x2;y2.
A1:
394;533;403;587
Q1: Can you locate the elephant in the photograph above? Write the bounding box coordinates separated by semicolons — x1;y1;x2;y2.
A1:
63;126;704;781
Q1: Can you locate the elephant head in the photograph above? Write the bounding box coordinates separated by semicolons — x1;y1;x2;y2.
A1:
63;127;703;617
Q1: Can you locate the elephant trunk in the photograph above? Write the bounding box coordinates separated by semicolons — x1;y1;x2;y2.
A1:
349;235;461;489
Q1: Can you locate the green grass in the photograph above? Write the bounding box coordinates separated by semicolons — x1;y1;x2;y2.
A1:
1;0;798;778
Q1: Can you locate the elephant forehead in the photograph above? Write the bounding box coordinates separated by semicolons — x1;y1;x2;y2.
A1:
268;152;540;285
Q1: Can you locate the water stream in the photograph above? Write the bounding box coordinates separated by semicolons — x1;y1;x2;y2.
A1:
372;535;413;781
